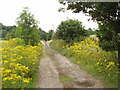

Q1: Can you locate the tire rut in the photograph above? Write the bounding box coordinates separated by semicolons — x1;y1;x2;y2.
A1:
37;41;63;88
38;56;63;88
38;41;104;88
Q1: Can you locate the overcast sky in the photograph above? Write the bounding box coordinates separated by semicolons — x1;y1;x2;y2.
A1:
0;0;98;32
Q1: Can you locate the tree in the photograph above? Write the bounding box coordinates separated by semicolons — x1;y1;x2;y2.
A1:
47;30;54;40
0;23;16;38
39;28;48;41
14;7;40;46
56;19;87;43
87;28;95;35
65;2;120;64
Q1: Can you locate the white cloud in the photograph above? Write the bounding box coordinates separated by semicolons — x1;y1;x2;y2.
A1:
0;0;98;32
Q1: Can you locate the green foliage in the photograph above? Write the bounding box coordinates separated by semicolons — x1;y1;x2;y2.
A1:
0;23;16;38
2;38;25;48
60;75;73;82
87;28;96;35
96;21;118;51
51;38;119;88
56;19;87;43
66;2;120;62
67;2;119;49
67;2;118;21
39;29;54;41
0;30;7;38
13;7;40;46
50;39;66;52
68;36;87;45
1;38;42;88
39;29;48;41
47;30;54;40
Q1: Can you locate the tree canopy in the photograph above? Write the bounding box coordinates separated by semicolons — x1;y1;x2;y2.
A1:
56;19;87;43
12;7;40;46
65;2;120;62
67;2;119;49
0;23;16;38
47;30;54;40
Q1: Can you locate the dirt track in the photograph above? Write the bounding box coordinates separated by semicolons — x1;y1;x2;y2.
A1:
37;41;104;88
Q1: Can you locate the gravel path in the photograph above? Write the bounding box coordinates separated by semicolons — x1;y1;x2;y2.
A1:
37;41;104;88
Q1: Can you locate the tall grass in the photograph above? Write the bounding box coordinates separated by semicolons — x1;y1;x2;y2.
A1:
50;37;119;88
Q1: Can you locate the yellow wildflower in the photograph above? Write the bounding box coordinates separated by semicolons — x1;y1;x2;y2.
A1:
12;82;16;84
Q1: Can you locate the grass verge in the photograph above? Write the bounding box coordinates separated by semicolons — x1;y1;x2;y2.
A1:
50;39;119;88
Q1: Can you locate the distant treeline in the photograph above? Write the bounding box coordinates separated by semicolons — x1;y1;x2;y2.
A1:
0;23;53;41
0;23;16;38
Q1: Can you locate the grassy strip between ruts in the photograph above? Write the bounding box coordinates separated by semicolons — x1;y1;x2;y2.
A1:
50;38;119;88
59;73;74;88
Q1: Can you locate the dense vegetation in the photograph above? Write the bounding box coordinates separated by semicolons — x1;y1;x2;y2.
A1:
0;7;44;88
0;23;53;42
50;2;119;88
54;19;94;45
50;37;118;88
66;2;120;64
0;1;119;88
55;19;89;43
0;23;16;38
1;38;42;88
6;7;41;46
